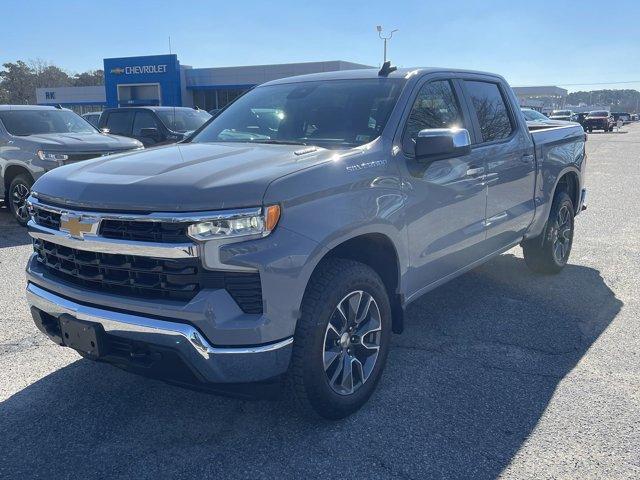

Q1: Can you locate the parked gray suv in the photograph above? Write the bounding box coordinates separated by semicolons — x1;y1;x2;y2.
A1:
25;67;586;418
0;105;142;225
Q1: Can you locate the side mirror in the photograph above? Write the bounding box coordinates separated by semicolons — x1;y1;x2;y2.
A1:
100;127;110;134
140;127;161;140
415;128;471;161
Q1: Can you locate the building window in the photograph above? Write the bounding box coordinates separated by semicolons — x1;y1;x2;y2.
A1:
192;87;252;111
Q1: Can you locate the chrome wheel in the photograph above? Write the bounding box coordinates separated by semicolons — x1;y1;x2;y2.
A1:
11;182;30;222
552;204;572;264
322;290;382;396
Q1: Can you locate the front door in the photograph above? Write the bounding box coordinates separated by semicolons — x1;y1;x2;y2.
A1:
399;78;489;298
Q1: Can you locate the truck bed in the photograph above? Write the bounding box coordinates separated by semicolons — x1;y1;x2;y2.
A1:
529;123;586;148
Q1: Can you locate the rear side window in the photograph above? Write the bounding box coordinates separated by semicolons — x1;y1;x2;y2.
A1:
464;81;514;143
105;111;134;136
132;111;159;137
403;80;463;153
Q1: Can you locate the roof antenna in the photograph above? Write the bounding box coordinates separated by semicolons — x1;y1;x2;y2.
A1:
378;61;397;77
169;35;176;129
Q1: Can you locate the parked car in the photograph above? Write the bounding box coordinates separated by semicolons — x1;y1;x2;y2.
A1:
82;111;102;128
584;110;615;132
0;105;142;225
98;106;211;147
25;66;587;419
549;109;574;122
574;112;590;129
611;112;631;124
521;108;571;128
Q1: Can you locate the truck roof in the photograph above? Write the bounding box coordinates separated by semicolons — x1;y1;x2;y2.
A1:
0;105;70;111
102;106;201;112
261;67;504;86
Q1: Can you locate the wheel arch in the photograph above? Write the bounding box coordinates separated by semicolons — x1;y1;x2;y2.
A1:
310;232;405;334
553;169;580;213
3;164;34;201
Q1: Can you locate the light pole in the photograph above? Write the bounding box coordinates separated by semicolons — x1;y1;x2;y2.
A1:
377;26;398;64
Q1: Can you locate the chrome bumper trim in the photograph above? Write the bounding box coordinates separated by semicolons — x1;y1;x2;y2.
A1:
28;220;198;258
26;283;293;382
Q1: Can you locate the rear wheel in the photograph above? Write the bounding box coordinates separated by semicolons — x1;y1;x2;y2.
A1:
8;174;33;226
288;258;392;419
522;191;574;274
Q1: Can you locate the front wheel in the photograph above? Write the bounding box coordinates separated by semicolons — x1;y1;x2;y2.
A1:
288;259;392;419
8;174;33;226
522;191;575;274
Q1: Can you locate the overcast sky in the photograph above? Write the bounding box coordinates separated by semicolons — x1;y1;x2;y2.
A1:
2;0;639;92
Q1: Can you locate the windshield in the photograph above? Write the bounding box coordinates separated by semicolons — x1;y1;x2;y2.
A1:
156;109;211;133
191;79;406;149
0;109;96;136
522;109;548;121
551;111;571;116
588;111;609;117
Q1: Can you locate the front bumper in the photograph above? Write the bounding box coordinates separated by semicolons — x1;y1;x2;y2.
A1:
27;282;293;385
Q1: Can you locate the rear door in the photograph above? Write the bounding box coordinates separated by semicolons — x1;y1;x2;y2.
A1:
461;78;535;252
398;76;489;295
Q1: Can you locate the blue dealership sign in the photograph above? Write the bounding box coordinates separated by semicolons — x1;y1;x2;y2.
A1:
103;54;182;107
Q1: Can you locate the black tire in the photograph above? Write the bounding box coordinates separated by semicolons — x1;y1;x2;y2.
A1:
522;191;575;274
8;174;33;226
288;258;392;419
588;127;593;132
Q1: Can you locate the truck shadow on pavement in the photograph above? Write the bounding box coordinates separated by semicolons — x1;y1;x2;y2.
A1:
0;208;31;247
0;253;622;479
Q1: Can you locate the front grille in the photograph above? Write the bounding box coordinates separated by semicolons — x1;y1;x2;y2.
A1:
33;208;61;230
31;207;191;243
100;220;191;243
33;239;263;312
34;239;200;301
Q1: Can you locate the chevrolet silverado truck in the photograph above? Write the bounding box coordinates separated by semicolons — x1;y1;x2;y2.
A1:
25;65;587;419
0;105;142;225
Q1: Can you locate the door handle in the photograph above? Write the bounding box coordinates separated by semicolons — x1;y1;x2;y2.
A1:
466;166;485;177
521;154;535;163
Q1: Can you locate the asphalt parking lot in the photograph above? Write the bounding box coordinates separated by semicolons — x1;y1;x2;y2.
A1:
1;125;639;479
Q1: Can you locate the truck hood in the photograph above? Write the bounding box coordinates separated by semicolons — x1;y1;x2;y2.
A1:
32;142;335;211
29;132;141;151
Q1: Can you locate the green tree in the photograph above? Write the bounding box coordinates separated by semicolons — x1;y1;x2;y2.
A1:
0;60;36;104
73;69;104;86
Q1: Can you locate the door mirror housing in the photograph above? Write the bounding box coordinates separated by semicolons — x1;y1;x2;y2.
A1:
140;127;161;140
100;127;110;134
414;128;471;162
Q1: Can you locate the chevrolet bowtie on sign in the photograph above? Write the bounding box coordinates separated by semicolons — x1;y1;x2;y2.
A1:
59;214;100;240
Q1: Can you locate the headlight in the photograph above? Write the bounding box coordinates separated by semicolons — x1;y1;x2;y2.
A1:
36;150;68;163
187;205;281;241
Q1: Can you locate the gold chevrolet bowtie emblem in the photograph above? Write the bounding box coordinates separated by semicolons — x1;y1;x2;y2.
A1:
60;215;99;240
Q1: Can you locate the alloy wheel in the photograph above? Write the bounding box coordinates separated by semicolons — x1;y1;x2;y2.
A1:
322;290;382;396
552;204;572;264
11;182;30;222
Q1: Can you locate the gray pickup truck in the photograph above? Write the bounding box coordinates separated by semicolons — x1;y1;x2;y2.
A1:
0;105;142;225
25;66;586;419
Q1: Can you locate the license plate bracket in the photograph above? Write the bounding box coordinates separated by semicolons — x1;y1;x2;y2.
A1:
59;315;102;357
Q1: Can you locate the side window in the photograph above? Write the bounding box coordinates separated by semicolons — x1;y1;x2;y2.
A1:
403;80;462;153
132;111;159;137
105;111;134;136
464;81;514;143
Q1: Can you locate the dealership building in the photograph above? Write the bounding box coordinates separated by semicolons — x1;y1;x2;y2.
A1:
35;54;371;113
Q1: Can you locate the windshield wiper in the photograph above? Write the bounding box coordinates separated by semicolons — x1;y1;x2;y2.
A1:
249;139;308;146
